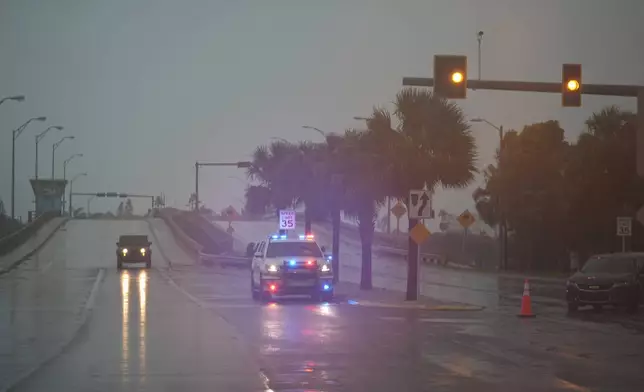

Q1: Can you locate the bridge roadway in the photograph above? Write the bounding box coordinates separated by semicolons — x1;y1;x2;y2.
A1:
0;218;643;391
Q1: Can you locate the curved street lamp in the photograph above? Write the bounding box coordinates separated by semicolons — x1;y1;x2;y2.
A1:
63;153;83;181
68;172;87;216
302;125;327;138
10;116;47;220
51;136;75;179
0;95;25;106
62;153;83;213
35;125;63;179
470;117;507;270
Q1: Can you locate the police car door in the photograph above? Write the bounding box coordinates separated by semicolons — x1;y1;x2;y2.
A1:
252;241;266;284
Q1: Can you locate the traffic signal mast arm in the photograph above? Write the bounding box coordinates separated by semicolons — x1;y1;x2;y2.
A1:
403;77;640;97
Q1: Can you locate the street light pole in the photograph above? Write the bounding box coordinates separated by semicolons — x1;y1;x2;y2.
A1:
471;117;506;270
69;172;87;216
52;136;75;179
62;154;83;214
35;126;63;179
303;124;342;281
87;195;96;215
10;116;47;220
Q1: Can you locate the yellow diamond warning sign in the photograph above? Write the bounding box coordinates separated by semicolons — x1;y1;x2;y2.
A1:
458;209;476;229
409;222;431;245
390;202;407;219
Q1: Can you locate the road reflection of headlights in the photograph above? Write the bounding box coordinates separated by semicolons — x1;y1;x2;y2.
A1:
122;248;128;255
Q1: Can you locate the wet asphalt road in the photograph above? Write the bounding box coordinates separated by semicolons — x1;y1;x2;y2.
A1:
2;219;644;391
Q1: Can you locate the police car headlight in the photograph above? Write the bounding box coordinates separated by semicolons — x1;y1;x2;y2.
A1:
267;264;279;273
320;264;331;273
122;248;128;255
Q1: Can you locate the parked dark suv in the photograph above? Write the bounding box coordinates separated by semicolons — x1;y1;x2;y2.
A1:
566;252;644;312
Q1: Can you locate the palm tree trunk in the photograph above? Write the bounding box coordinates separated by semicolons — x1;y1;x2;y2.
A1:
358;209;373;290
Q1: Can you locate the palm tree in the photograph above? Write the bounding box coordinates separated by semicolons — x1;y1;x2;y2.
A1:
334;129;389;289
247;140;329;233
355;88;477;287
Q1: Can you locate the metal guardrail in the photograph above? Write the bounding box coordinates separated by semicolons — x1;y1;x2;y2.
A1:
198;253;250;269
0;211;58;257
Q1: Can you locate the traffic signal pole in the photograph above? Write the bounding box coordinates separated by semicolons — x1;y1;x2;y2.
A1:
402;78;641;97
402;73;644;298
194;161;252;213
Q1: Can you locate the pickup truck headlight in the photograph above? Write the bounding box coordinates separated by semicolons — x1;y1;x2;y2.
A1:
140;248;146;255
320;263;331;273
121;248;128;255
266;264;279;273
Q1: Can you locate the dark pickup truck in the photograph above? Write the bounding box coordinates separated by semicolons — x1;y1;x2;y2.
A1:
116;235;152;269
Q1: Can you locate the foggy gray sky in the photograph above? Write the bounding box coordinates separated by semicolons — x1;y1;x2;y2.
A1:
2;0;643;220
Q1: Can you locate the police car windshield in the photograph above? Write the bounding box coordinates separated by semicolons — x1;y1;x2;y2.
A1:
266;242;323;258
581;256;635;274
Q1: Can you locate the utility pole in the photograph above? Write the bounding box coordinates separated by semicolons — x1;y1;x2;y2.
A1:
477;31;483;81
195;162;199;211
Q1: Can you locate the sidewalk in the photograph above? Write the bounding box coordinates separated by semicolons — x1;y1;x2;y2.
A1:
333;280;484;311
0;218;68;274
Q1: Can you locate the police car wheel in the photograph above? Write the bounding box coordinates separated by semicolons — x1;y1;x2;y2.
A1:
251;276;259;300
321;292;334;302
260;291;272;303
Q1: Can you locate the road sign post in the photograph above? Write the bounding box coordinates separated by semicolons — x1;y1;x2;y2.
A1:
406;190;434;301
391;201;407;235
279;210;296;230
457;209;477;255
617;216;632;252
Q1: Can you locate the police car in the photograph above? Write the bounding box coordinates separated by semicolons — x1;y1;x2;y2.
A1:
250;233;333;302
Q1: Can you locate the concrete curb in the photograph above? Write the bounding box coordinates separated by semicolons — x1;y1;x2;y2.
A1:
0;218;69;276
346;300;485;311
146;219;174;270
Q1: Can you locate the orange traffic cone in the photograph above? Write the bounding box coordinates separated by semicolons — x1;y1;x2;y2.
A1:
517;279;536;318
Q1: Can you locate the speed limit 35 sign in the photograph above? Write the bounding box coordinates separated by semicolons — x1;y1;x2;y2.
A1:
279;210;296;230
616;216;632;236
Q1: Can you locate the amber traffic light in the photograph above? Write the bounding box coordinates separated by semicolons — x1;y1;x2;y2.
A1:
434;55;467;99
562;63;582;107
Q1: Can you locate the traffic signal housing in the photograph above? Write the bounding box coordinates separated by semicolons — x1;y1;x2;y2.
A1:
562;63;581;107
434;55;467;99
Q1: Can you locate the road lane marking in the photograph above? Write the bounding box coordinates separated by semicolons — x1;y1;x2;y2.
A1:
85;268;105;311
0;267;105;392
555;378;592;392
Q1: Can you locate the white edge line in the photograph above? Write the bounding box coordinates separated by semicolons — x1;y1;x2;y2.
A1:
0;268;105;392
85;268;105;311
158;268;207;308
